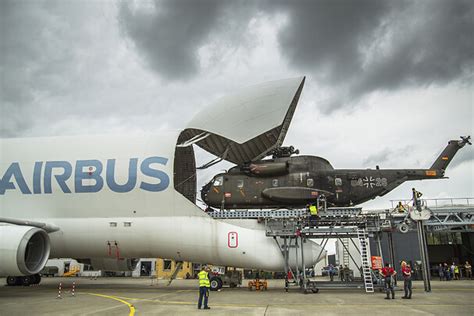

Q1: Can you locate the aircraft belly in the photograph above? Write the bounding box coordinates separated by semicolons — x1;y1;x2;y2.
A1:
47;216;323;271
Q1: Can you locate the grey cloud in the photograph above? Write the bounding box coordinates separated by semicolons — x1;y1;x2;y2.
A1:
351;1;474;99
362;145;415;167
449;146;474;169
0;0;151;138
273;0;390;83
119;0;228;81
362;148;393;166
271;0;474;113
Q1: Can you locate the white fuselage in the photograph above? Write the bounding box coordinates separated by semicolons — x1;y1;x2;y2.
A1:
0;133;322;271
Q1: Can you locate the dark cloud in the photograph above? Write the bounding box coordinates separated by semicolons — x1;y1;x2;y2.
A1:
119;0;229;80
273;0;390;83
118;0;473;111
272;0;474;113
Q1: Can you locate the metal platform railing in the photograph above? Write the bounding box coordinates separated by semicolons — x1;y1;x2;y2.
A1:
390;197;473;209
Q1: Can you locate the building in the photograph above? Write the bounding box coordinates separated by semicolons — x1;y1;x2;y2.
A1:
369;231;474;278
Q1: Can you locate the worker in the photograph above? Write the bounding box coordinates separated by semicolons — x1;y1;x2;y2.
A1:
197;265;211;310
309;203;318;217
396;202;406;213
328;264;335;281
412;188;423;210
401;261;412;299
380;263;397;299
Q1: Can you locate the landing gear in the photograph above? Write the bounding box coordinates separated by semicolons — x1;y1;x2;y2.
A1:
7;276;19;286
210;276;223;291
6;274;41;286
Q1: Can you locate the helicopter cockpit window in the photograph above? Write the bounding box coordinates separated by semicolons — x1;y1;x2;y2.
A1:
213;176;223;187
307;178;314;187
335;178;342;186
272;179;279;187
237;179;244;188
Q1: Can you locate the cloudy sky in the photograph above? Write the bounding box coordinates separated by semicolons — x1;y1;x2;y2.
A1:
1;0;473;210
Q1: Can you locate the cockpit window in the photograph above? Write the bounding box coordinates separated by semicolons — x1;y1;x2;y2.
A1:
213;176;223;186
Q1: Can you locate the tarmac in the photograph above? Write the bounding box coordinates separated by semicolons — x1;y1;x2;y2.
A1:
1;277;473;315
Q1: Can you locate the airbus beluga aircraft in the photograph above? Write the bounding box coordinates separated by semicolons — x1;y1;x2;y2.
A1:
0;77;325;286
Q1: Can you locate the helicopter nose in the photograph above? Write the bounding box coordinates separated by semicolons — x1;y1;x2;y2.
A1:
201;181;212;203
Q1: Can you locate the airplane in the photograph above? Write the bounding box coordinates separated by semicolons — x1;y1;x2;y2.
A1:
201;136;471;209
0;77;325;287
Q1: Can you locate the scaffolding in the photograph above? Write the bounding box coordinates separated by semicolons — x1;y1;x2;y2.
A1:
207;197;474;294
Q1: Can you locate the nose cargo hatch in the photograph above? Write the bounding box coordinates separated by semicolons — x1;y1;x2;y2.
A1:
177;77;306;165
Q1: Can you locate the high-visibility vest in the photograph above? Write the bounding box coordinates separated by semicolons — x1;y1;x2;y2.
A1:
309;205;318;215
198;270;210;287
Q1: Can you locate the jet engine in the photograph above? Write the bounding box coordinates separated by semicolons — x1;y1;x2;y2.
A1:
0;225;51;276
89;258;139;271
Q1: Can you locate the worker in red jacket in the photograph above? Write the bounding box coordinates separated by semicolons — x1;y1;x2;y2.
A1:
380;263;397;299
401;261;412;299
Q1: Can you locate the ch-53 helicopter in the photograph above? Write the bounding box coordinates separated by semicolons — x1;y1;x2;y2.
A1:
201;136;471;209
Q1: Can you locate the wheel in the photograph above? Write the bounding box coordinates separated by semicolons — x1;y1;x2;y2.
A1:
210;276;223;291
311;288;319;293
32;274;41;284
21;276;32;286
6;276;18;286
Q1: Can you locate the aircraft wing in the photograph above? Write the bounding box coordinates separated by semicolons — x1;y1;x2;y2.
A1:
0;217;59;233
179;77;305;165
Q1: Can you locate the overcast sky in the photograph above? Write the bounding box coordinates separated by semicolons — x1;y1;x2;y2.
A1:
1;0;473;211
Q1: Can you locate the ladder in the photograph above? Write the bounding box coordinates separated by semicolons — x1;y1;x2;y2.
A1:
167;261;183;286
342;238;350;267
357;228;374;293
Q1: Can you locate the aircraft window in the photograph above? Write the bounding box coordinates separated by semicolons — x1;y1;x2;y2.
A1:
214;176;223;186
307;178;314;187
335;178;342;186
123;222;132;227
237;179;244;188
109;222;117;227
272;179;279;187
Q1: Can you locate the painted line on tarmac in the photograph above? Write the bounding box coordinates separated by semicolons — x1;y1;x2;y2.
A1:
113;290;195;302
86;293;136;316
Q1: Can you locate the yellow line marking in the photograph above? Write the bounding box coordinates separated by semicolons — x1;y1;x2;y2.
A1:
86;293;135;316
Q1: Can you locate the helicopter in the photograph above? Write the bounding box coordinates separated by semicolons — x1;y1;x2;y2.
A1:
201;136;471;209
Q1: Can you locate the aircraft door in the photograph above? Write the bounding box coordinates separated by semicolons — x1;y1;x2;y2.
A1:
228;232;238;248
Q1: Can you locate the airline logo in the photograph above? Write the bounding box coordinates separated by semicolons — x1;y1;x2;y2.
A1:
0;157;170;195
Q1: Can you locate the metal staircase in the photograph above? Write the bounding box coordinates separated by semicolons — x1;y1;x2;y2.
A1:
357;228;374;293
342;238;350;267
